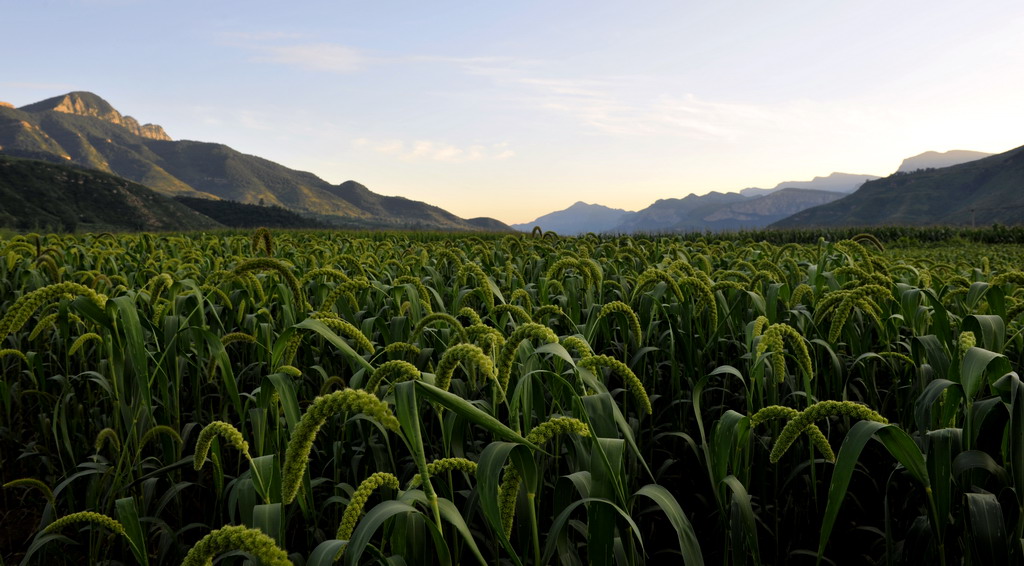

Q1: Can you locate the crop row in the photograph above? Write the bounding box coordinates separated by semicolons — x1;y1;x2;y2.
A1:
2;230;1024;565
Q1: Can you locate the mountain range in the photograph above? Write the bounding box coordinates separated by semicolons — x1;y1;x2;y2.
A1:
1;91;1020;235
896;149;993;173
772;144;1024;228
0;92;510;232
511;174;870;235
509;201;634;235
738;172;878;197
514;149;1005;234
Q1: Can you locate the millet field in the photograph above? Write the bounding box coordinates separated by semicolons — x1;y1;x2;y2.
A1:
3;227;1024;565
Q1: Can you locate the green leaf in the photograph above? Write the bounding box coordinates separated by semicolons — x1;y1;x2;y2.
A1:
541;497;644;566
711;412;749;493
992;373;1024;507
413;381;536;449
818;421;932;562
634;484;704;566
477;441;528;566
436;497;488;566
115;496;149;566
343;500;451;566
925;429;959;536
952;450;1011;487
534;342;578;367
966;492;1009;564
961;347;1012;402
295;317;374;372
963;314;1005;353
264;372;301;431
112;295;151;411
197;328;243;422
965;282;992;312
914;378;957;433
307;540;348;566
914;334;950;382
721;475;759;564
253;503;283;546
19;532;75;566
920;289;952;346
71;296;112;331
590;438;625;566
250;454;281;504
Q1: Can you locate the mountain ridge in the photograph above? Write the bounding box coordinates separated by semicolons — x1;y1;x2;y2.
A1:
510;201;633;235
739;172;879;197
513;148;998;234
608;188;844;233
20;91;171;141
772;144;1024;228
896;149;994;173
0;153;222;232
0;91;510;232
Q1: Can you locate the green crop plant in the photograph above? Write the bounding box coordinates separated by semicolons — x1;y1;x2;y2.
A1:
814;283;894;342
434;343;495;391
578;355;653;414
3;477;56;507
410;312;469;344
181;525;291;566
765;400;887;463
281;389;400;503
193;421;251;470
499;419;590;525
45;511;125;535
754;321;813;383
496;322;559;398
310;311;374;353
363;359;422;393
3;229;1024;564
749;405;835;462
335;471;401;541
0;281;106;341
407;457;478;488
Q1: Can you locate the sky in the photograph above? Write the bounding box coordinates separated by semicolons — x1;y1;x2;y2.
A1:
2;0;1024;225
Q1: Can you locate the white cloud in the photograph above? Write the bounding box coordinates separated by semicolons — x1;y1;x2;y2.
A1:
353;138;515;163
220;32;366;74
257;43;364;73
479;69;891;142
219;36;885;146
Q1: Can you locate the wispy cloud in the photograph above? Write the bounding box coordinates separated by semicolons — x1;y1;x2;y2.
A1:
394;51;880;141
478;69;886;141
257;43;364;73
217;34;876;143
353;138;515;163
220;33;366;73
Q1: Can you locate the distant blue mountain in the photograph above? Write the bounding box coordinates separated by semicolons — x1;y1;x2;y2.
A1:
895;150;993;173
738;172;879;197
511;201;633;235
514;152;994;235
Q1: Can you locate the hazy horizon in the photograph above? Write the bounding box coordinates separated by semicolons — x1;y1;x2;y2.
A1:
3;0;1023;224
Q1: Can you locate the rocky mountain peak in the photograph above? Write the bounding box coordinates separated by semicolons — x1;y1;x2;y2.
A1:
19;91;171;141
0;101;13;109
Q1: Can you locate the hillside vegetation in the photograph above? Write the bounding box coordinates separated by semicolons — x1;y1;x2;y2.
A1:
774;144;1024;228
0;155;221;232
0;92;506;231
